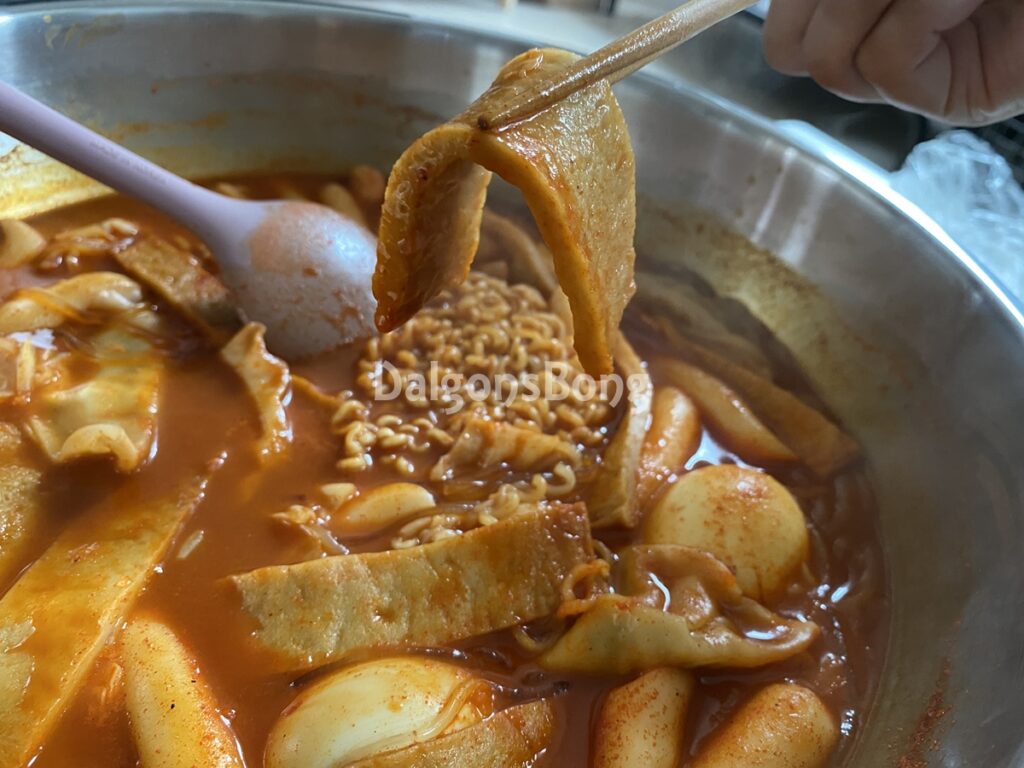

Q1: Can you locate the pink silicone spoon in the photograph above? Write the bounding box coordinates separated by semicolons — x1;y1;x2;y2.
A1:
0;81;377;359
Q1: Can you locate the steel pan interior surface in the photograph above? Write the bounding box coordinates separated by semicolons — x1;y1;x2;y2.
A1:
1;3;1023;766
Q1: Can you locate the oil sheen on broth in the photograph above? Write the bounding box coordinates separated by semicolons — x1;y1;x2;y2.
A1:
0;171;887;768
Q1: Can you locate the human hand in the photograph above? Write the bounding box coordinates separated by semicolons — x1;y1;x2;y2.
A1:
763;0;1024;126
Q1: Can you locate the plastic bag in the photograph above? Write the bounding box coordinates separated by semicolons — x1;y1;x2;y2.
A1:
891;131;1024;299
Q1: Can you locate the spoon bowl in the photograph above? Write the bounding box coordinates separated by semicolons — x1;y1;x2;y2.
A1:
210;197;377;357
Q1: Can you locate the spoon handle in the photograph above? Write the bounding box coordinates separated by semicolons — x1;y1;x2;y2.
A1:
0;81;219;234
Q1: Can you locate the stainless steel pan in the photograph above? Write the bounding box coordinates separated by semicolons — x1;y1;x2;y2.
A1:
1;3;1022;765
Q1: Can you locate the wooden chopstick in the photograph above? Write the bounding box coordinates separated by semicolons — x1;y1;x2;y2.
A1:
476;0;756;131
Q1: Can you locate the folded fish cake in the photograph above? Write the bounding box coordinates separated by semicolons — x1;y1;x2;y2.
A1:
375;47;636;375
